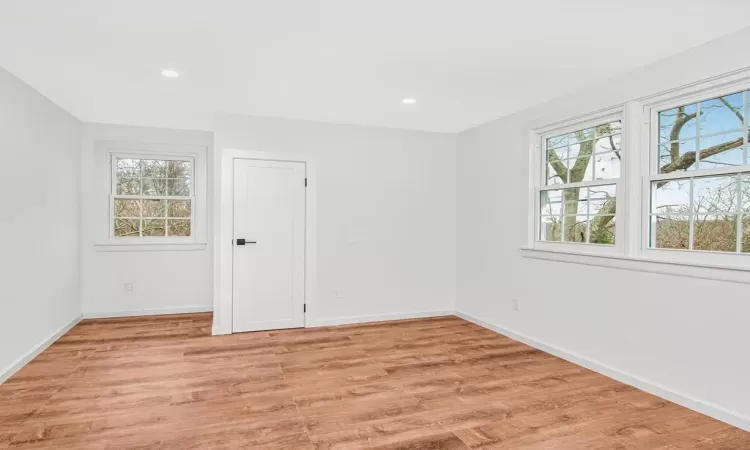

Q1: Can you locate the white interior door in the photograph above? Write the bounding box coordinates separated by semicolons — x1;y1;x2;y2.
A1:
232;159;306;332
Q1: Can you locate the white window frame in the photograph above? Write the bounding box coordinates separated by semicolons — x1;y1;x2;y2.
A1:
639;75;750;269
528;106;626;256
109;152;196;242
523;69;750;284
94;141;208;251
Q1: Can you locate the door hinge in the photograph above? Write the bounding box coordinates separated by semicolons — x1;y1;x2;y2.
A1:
303;304;307;313
305;178;308;187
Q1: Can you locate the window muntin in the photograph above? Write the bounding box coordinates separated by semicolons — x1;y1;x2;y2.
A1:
657;91;747;173
539;120;621;245
649;90;749;254
649;173;750;252
111;156;194;238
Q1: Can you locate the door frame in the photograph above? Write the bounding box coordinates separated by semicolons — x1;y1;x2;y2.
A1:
213;149;317;335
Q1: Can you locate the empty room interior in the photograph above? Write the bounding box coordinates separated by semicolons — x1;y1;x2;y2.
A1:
3;1;750;448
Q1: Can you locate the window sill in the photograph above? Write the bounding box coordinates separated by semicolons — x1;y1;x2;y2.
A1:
520;246;750;285
94;242;207;252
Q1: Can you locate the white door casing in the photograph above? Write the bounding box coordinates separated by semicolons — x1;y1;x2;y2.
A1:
231;159;306;332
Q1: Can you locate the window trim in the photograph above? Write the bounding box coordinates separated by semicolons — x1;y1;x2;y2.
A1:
528;106;626;255
94;141;208;251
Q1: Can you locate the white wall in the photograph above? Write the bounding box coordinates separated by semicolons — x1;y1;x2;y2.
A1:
80;124;214;317
213;115;456;326
457;27;750;428
0;67;81;379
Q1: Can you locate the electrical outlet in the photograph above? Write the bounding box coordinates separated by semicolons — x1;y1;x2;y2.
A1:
334;290;345;299
512;298;520;311
124;282;133;292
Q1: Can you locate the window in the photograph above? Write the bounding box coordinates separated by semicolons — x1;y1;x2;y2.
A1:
525;72;750;280
111;156;194;238
648;89;749;253
538;119;622;245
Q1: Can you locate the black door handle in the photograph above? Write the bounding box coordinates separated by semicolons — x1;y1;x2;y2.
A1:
236;238;257;246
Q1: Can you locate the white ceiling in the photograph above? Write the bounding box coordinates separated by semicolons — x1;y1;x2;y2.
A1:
1;1;749;133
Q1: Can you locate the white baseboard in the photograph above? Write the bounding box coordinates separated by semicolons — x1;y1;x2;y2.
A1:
83;305;213;319
308;310;453;327
455;311;750;432
0;314;82;384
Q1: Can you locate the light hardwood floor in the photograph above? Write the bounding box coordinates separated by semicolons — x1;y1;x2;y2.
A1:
0;314;748;449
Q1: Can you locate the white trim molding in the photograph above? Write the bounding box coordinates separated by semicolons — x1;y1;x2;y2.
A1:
214;149;318;336
520;246;750;285
83;305;213;319
456;310;750;432
307;310;454;328
0;315;82;384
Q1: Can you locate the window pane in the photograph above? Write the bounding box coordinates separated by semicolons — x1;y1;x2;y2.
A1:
742;217;750;253
595;135;621;155
168;219;191;237
693;175;736;213
742;175;750;212
168;160;192;178
693;215;736;252
567;154;593;183
589;215;615;244
143;219;166;236
143;199;166;217
697;131;744;169
568;142;581;159
589;185;616;216
547;134;569;155
116;177;140;195
142;159;167;178
563;215;587;242
652;180;690;214
115;218;140;237
168;178;191;196
658;139;696;173
652;215;689;249
540;190;562;216
594;152;620;180
114;199;140;217
596;121;621;137
143;179;166;196
116;158;140;177
546;163;565;185
571;127;594;144
658;104;697;143
168;200;191;218
699;92;744;135
563;188;587;215
539;217;562;242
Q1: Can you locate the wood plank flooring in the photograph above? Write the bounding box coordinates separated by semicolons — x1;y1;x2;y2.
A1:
1;314;748;449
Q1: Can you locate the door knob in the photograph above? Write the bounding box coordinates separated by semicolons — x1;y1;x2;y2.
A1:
236;238;257;246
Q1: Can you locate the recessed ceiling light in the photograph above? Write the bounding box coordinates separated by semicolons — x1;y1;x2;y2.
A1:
161;69;180;78
402;98;417;105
